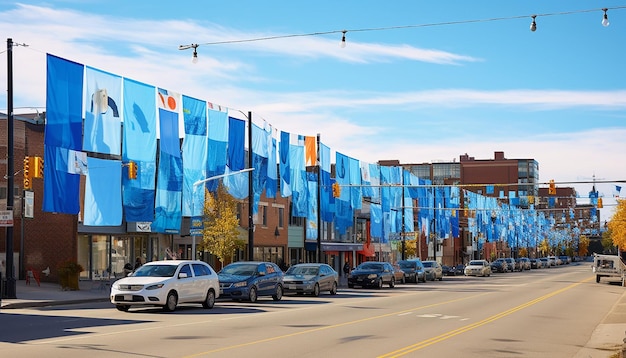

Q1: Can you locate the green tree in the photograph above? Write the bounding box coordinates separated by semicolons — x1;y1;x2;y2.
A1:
608;199;626;251
200;183;246;269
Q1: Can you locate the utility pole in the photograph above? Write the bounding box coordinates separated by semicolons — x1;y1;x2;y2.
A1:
4;38;17;298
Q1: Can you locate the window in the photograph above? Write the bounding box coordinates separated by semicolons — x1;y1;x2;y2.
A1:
179;264;192;277
261;205;267;227
192;263;211;276
278;207;284;228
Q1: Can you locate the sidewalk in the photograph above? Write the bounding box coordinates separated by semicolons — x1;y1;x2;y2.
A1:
0;279;110;309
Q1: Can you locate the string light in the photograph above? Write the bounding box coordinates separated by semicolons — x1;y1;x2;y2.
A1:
602;8;610;27
178;6;625;59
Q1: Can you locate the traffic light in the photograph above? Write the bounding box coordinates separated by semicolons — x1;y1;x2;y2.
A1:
548;179;556;195
128;161;137;179
597;197;603;209
32;156;44;178
23;156;32;190
332;182;341;198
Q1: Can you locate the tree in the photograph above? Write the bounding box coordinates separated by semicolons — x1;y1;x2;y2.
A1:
403;238;417;258
578;235;589;257
602;229;616;254
538;238;550;257
608;199;626;251
200;183;246;269
518;247;528;258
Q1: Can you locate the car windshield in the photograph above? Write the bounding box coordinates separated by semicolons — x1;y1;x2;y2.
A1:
220;263;258;276
358;263;384;271
286;266;319;275
423;262;434;267
132;264;178;277
399;262;415;269
468;261;483;266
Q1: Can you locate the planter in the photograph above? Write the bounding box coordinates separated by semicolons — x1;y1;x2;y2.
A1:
59;272;80;291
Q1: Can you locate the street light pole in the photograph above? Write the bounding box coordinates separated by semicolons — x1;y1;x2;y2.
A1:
4;38;17;298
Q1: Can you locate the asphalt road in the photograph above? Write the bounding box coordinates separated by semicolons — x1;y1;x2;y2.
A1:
0;262;621;357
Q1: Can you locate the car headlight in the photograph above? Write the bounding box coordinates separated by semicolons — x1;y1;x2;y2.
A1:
112;282;120;290
145;283;165;290
233;281;247;288
367;274;378;279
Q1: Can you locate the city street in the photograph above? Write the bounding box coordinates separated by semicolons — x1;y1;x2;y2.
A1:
1;262;622;357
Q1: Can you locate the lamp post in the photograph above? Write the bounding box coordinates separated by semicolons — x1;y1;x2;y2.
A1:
4;38;17;298
192;168;254;260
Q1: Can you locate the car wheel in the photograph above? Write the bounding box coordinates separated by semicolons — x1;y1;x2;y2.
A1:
116;305;130;312
377;278;384;289
438;275;443;281
272;284;283;301
596;275;601;283
312;283;320;297
163;291;178;312
202;289;215;309
249;286;258;303
389;277;395;288
330;281;338;295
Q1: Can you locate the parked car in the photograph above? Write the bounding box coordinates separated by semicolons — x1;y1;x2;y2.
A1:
516;257;531;271
442;265;451;276
452;264;465;276
539;257;551;268
559;255;571;265
110;260;220;312
504;258;518;272
283;263;338;296
422;260;443;281
392;264;407;284
530;258;542;269
397;259;426;283
464;260;492;277
218;261;284;302
491;259;508;273
348;261;396;289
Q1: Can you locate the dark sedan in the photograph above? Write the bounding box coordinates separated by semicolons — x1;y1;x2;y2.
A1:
218;261;283;302
490;260;507;273
348;262;396;289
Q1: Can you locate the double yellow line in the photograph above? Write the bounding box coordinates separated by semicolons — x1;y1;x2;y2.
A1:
378;277;592;357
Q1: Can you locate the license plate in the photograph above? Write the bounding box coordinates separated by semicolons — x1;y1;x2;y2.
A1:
288;285;296;290
123;295;132;301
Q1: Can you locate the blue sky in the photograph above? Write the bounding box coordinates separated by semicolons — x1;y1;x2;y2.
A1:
1;1;625;217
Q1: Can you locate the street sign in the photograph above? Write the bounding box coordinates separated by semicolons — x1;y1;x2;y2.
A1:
191;216;203;235
0;210;14;227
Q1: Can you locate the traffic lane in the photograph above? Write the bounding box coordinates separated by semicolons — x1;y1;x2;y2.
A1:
175;266;608;357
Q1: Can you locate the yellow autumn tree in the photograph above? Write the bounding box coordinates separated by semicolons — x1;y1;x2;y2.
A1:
200;183;246;269
609;199;626;250
538;238;550;256
403;238;417;258
518;247;528;258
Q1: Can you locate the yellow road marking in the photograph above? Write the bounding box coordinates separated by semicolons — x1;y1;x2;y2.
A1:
377;276;593;358
183;292;489;357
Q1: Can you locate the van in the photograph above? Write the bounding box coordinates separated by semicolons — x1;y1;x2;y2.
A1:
397;259;425;283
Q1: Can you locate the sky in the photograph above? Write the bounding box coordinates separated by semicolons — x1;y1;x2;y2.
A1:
1;1;625;218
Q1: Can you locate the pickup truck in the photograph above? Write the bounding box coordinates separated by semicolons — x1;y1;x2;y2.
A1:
593;254;626;283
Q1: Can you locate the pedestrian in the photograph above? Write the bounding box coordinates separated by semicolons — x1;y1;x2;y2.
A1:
343;260;351;276
134;257;142;270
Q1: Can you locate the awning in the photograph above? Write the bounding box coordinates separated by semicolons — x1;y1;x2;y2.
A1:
358;242;376;257
304;241;363;252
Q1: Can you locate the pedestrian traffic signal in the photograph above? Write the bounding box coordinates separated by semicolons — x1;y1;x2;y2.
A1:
32;156;44;179
23;156;32;190
332;182;341;198
128;161;137;179
548;179;556;195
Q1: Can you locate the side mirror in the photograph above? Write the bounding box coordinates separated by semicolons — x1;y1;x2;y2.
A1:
257;271;266;276
178;272;188;279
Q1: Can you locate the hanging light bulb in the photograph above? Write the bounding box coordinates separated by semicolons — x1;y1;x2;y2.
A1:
530;15;537;32
602;8;610;27
340;30;347;48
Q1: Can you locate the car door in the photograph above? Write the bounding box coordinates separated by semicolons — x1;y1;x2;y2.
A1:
176;263;196;302
319;265;333;291
384;263;394;283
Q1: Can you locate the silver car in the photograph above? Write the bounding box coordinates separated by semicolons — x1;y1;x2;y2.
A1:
464;260;491;277
422;260;443;281
283;263;338;296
